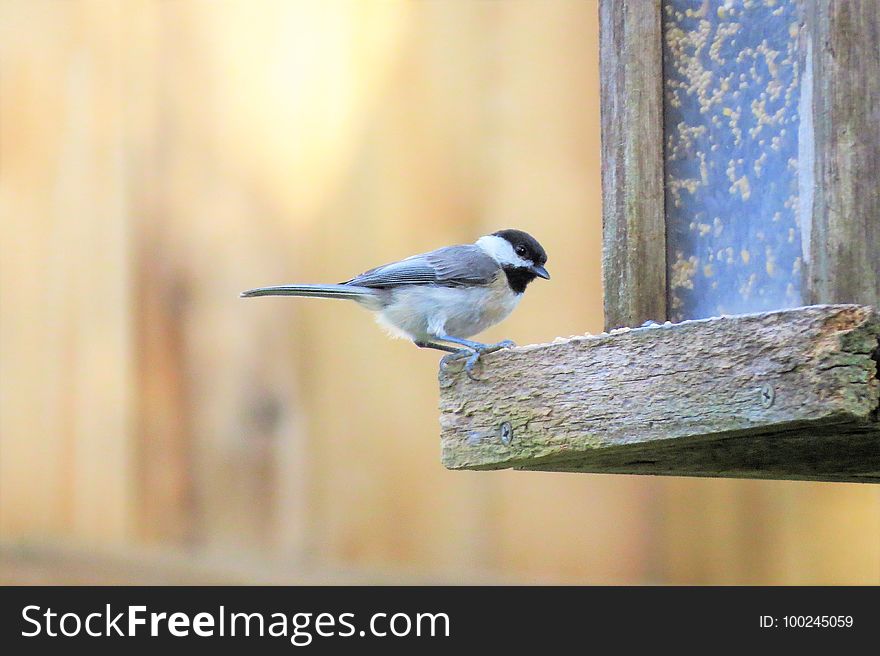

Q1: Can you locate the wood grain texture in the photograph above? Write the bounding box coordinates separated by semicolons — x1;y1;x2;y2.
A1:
440;305;880;482
599;0;667;329
803;0;880;308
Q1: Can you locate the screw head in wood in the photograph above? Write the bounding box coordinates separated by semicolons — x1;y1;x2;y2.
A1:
760;384;775;408
499;422;513;445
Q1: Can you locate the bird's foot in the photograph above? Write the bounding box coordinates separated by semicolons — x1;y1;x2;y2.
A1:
440;340;516;381
489;339;516;350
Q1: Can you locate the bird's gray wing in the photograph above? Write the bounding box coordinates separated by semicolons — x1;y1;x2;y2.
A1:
341;245;499;288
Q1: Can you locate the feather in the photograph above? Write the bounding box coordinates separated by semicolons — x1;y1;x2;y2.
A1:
341;245;499;288
240;284;375;301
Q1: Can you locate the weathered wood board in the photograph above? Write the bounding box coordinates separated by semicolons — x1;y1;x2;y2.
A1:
804;0;880;309
439;305;880;483
599;0;667;330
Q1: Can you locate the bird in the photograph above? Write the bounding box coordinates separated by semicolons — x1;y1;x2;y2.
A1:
240;229;549;378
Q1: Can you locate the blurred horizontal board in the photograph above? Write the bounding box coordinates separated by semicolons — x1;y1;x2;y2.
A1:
439;305;880;483
662;0;804;320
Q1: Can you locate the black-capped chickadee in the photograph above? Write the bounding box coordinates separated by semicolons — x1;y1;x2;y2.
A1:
241;229;549;377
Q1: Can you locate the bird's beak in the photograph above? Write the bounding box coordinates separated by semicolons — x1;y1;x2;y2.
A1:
531;264;550;280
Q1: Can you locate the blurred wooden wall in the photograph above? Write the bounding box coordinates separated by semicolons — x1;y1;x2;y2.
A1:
1;0;877;584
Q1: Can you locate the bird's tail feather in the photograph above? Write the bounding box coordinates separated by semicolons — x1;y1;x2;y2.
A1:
240;283;375;302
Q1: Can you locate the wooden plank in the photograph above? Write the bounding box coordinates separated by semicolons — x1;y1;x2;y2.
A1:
439;304;880;482
599;0;666;329
0;0;69;539
803;1;880;308
121;0;196;547
0;0;134;544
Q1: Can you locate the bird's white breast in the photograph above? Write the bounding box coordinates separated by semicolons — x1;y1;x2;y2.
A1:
376;273;521;341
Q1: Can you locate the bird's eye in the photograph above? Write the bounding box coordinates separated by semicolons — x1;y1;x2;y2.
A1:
515;245;527;256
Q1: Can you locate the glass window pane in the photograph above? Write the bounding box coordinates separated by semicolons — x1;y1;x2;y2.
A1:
663;0;804;321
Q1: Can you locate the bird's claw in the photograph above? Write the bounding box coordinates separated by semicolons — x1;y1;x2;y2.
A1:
441;349;485;381
439;340;516;381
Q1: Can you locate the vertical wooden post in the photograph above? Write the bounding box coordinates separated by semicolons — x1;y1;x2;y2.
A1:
599;0;667;330
803;0;880;308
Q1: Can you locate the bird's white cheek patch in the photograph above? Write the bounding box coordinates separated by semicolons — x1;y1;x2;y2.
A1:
475;235;531;268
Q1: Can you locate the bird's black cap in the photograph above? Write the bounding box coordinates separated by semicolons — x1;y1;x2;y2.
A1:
492;229;548;266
